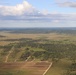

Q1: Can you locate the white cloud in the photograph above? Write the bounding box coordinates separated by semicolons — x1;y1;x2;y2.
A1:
41;10;49;15
0;1;38;16
0;1;76;22
52;20;60;23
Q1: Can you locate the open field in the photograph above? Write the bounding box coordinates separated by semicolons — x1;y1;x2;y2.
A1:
0;31;69;46
45;59;72;75
0;61;50;75
0;32;69;39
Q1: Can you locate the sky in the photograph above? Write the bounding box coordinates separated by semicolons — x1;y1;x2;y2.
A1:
0;0;76;28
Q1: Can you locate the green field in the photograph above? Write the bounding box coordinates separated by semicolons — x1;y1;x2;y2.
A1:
46;59;72;75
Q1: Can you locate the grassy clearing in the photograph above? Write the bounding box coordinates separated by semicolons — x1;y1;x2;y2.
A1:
45;59;71;75
29;47;45;51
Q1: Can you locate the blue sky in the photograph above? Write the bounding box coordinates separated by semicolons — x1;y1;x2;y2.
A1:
0;0;76;28
0;0;76;13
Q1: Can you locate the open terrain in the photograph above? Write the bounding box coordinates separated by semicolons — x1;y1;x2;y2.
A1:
0;28;76;75
0;61;51;75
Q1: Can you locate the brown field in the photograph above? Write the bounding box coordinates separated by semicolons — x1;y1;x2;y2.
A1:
0;61;50;75
0;32;69;46
0;32;69;39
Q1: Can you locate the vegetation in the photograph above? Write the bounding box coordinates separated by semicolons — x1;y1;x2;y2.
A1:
0;28;76;75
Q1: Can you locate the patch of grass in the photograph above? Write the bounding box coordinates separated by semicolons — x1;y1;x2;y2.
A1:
31;47;45;51
46;59;71;75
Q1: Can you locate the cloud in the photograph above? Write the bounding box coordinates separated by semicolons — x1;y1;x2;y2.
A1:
0;1;76;22
58;2;76;7
0;1;39;16
55;0;76;7
55;0;68;3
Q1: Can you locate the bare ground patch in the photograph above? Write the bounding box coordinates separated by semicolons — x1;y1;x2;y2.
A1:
0;61;51;75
